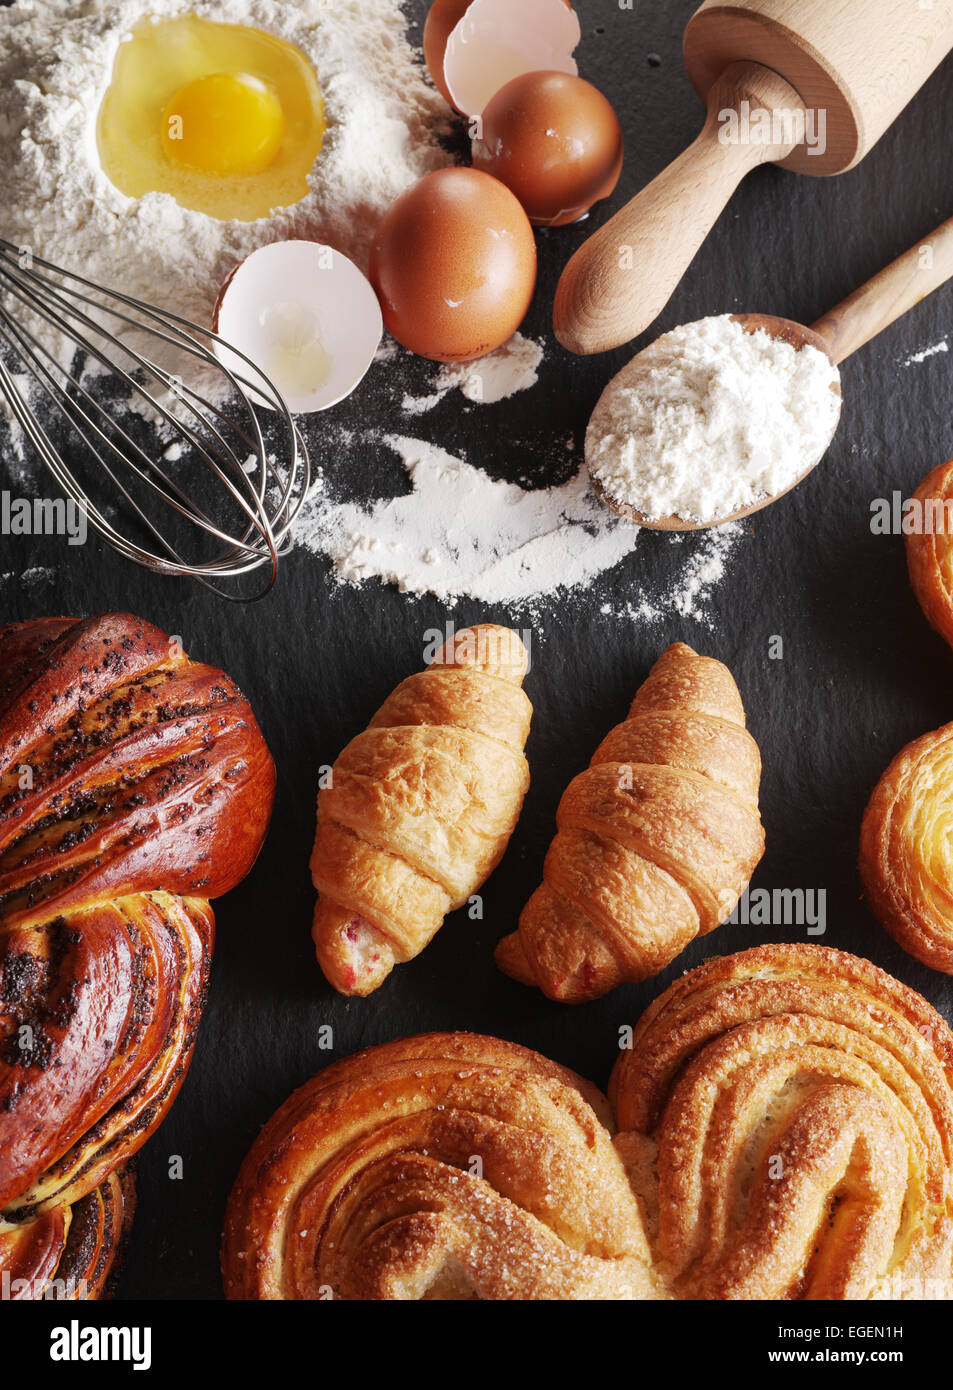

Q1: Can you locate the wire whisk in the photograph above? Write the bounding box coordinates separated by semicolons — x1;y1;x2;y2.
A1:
0;236;311;601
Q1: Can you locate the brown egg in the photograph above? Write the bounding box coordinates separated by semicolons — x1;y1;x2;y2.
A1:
472;70;623;226
423;0;575;113
369;167;537;363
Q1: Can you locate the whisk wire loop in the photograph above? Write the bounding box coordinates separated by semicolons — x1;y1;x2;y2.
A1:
0;235;311;599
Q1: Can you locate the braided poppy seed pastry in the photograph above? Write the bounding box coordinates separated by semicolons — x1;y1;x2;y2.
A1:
222;1032;657;1300
0;614;275;1297
496;642;764;1002
311;625;532;996
610;944;953;1300
0;1166;135;1300
859;723;953;973
906;458;953;650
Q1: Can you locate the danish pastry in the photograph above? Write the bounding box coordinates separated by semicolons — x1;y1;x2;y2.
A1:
222;1032;656;1300
496;642;764;1001
610;943;953;1300
224;944;953;1300
0;614;275;1296
906;458;953;650
859;722;953;972
311;624;532;996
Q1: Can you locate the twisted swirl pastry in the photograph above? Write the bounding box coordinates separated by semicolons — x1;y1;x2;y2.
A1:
906;458;953;650
860;724;953;973
497;642;764;1002
0;1167;134;1300
311;625;531;996
222;1032;656;1300
610;944;953;1300
0;614;274;1295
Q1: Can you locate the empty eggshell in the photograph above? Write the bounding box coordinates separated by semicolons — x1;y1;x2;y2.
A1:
368;167;537;362
423;0;473;109
443;0;580;119
472;71;623;225
213;240;382;414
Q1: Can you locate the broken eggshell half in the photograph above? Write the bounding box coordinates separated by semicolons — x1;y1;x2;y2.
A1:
434;0;580;120
213;240;382;414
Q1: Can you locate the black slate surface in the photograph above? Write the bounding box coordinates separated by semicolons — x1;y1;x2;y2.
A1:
3;0;953;1300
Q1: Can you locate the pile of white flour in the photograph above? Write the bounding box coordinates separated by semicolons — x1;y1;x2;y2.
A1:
297;434;637;604
586;315;841;523
290;430;740;620
0;0;450;369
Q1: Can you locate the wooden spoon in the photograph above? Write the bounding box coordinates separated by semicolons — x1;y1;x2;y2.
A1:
588;211;953;530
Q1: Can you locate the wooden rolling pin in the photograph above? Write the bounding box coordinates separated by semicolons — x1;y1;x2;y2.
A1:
554;0;953;355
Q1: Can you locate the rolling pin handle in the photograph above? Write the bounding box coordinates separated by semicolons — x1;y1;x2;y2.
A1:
553;61;807;356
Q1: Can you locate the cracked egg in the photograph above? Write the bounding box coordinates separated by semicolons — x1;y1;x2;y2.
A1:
96;14;325;222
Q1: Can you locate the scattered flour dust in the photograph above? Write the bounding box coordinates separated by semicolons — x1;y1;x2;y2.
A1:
0;566;56;587
598;526;743;629
902;340;948;367
0;0;450;383
0;375;34;487
402;334;544;413
292;432;742;619
670;526;742;623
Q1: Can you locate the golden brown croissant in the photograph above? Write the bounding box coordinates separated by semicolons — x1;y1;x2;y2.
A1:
311;624;531;996
0;614;275;1298
906;458;953;650
610;943;953;1300
496;642;764;1002
222;1032;656;1300
859;723;953;973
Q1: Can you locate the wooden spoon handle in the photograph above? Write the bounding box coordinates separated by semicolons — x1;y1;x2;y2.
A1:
811;214;953;363
553;62;807;356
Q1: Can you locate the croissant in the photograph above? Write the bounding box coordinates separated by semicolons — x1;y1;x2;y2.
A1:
906;458;953;650
610;943;953;1300
496;642;764;1002
0;614;274;1298
859;722;953;973
310;624;531;996
222;1031;657;1300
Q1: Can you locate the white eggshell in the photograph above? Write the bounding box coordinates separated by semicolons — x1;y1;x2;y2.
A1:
444;0;581;119
214;240;382;414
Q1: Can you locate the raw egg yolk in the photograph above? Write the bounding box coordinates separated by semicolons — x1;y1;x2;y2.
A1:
163;73;285;177
96;15;325;222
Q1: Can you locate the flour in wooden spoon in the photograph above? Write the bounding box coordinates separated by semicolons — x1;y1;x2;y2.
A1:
586;315;840;523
